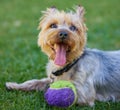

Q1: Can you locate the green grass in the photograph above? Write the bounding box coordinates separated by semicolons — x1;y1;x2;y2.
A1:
0;0;120;110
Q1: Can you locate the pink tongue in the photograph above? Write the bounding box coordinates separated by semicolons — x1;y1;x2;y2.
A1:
54;44;66;66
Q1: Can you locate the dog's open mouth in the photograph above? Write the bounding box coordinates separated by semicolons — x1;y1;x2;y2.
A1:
53;43;69;66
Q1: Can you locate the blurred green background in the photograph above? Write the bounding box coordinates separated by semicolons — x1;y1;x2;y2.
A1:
0;0;120;110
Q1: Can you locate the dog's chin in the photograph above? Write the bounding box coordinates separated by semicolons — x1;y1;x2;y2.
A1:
50;43;71;67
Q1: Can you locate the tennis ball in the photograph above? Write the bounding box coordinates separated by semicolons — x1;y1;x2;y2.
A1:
44;80;77;108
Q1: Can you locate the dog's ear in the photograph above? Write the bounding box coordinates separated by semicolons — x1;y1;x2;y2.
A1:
47;6;58;13
50;6;57;10
76;5;85;20
38;6;58;30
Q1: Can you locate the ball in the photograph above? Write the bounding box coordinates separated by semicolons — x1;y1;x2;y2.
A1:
44;80;77;108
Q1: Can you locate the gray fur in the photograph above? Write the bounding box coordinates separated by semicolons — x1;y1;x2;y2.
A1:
73;48;120;103
5;48;120;106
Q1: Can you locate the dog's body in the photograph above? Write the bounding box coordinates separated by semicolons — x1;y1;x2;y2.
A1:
47;48;120;106
6;6;120;106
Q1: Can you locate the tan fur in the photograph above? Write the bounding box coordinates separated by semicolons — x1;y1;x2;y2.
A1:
6;6;95;106
38;6;87;63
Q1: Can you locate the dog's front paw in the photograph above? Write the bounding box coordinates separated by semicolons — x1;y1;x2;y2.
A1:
6;82;19;90
88;101;95;107
5;78;52;91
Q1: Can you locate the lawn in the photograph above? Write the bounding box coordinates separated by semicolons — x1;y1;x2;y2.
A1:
0;0;120;110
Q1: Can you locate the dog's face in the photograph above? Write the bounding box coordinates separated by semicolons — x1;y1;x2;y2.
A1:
38;6;87;66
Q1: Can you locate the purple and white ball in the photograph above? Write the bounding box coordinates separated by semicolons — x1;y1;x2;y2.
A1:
44;80;77;108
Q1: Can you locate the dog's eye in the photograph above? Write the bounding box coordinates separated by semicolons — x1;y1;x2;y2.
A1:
70;25;77;31
50;23;57;28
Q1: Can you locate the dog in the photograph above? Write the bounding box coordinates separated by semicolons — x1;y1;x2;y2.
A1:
6;6;120;106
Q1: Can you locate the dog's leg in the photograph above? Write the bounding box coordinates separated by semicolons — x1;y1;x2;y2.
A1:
73;79;96;107
6;78;52;91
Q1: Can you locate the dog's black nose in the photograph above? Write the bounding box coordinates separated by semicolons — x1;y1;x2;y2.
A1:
59;31;68;40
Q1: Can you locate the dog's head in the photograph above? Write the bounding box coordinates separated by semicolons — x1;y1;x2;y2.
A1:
38;6;87;66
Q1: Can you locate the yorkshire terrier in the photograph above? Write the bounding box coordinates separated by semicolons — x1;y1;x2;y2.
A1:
6;6;120;106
